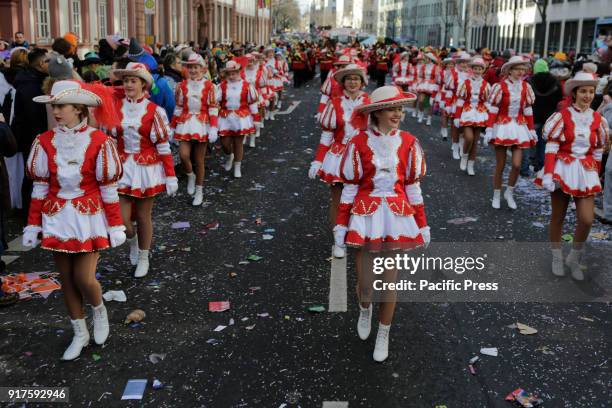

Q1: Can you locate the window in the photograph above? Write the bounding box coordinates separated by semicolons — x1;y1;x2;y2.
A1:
551;0;564;3
71;0;82;38
534;23;544;53
98;0;107;38
562;21;578;52
548;21;562;52
36;0;50;39
172;0;178;42
120;0;129;38
580;19;596;53
521;24;533;53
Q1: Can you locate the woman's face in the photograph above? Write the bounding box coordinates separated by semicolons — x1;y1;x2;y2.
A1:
52;104;81;126
188;64;205;80
510;65;527;79
343;74;363;93
575;85;595;107
123;76;146;99
227;70;240;81
458;61;467;71
375;106;403;130
472;65;484;76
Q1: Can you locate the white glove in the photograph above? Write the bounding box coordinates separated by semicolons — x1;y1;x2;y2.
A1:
108;227;127;248
453;119;460;128
530;129;538;142
308;161;322;179
208;127;219;144
314;113;320;121
166;176;178;197
420;226;431;248
541;174;556;192
484;128;493;144
333;225;347;248
254;121;263;128
22;226;41;248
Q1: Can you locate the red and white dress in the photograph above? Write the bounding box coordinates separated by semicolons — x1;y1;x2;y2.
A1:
444;68;470;117
416;62;439;95
392;61;412;87
336;127;428;250
455;77;491;127
486;78;537;148
115;97;176;198
25;121;124;252
318;70;342;115
434;67;450;111
172;78;218;142
243;66;268;109
535;105;609;196
314;91;370;184
216;79;259;137
266;57;283;92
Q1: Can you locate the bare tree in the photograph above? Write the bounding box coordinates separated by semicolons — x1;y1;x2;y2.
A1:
272;0;301;33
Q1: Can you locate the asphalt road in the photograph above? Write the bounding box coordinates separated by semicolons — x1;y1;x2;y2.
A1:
0;77;610;408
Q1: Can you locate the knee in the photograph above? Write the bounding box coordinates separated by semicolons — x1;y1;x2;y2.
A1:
577;214;594;229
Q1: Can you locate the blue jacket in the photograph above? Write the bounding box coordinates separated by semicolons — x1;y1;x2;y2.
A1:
150;74;175;121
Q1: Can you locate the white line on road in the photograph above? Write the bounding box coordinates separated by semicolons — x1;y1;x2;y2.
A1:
7;235;31;252
328;246;348;312
323;402;348;408
1;255;19;265
274;101;301;116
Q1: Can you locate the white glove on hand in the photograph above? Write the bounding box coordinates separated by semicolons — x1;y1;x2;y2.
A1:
420;226;431;248
308;161;322;179
22;226;41;248
208;127;219;144
541;174;556;192
166;176;179;197
108;228;127;248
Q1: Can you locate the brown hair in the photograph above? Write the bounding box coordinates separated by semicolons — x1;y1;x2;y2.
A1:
9;48;28;68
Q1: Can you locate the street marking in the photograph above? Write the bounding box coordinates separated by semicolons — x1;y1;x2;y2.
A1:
7;235;31;252
2;255;19;265
323;402;348;408
328;246;348;312
274;101;301;116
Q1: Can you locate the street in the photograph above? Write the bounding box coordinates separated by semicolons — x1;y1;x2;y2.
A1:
1;78;611;408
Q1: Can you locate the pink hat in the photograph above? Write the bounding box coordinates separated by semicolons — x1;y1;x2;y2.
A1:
111;62;154;87
501;55;530;74
333;63;368;86
182;53;206;67
355;86;416;114
564;71;598;95
469;57;486;68
221;60;241;73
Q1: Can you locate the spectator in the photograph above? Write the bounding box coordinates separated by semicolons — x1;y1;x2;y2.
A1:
524;59;563;175
10;32;28;49
0;40;10;63
484;50;506;85
11;47;48;223
162;52;183;92
599;80;612;223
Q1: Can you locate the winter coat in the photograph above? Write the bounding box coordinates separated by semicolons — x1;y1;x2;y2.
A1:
11;68;48;155
529;72;563;126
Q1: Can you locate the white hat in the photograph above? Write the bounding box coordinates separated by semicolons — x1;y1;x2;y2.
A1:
564;71;599;95
33;80;101;106
425;52;439;63
334;55;351;65
441;57;455;66
111;62;154;87
469;56;486;68
454;51;471;63
333;64;367;86
501;55;530;74
182;53;206;67
221;60;241;73
355;86;416;114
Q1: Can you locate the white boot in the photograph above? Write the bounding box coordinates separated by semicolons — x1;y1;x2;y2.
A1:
411;108;417;118
223;153;234;171
551;248;565;277
373;323;391;362
332;244;346;258
128;234;139;266
277;100;282;109
492;189;501;209
91;303;109;345
265;110;270;120
233;161;242;178
134;249;149;278
62;319;90;361
426;115;432;126
440;127;448;140
192;186;203;206
417;111;424;123
357;303;372;340
255;127;261;138
467;160;475;176
566;248;585;281
452;143;460;160
504;187;517;210
460;154;468;171
186;172;196;195
269;111;275;121
248;135;256;148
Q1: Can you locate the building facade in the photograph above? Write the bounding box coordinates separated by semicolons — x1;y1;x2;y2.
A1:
468;0;612;54
0;0;272;51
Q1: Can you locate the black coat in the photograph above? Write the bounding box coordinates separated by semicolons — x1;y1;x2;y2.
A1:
11;68;47;155
529;73;563;126
0;122;17;251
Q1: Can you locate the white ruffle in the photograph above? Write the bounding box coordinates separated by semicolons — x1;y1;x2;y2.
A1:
319;149;344;180
490;120;533;145
174;116;212;138
118;155;166;193
536;160;601;194
218;114;255;135
416;82;438;94
459;109;489;126
43;202;109;242
347;200;421;242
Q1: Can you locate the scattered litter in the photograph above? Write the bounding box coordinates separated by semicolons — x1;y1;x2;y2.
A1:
257;312;270;317
247;255;263;261
229;318;235;326
213;325;227;332
182;247;191;252
535;346;555;355
249;286;261;292
171;221;190;229
308;305;325;313
262;234;274;240
562;234;573;242
238;261;250;265
204;221;219;230
468;364;476;375
480;347;498;357
506;323;518;329
468;355;479;375
129;322;141;329
247;183;265;191
103;290;127;302
255;218;262;225
206;338;221;345
505;388;543;407
152;379;163;390
531;222;545;228
246;324;256;330
516;322;538;335
1;272;61;300
264;228;276;233
578;316;594;322
469;356;479;364
209;301;230;312
241;317;249;322
23;351;33;357
447;216;478;225
229;272;238;278
121;379;147;400
149;353;166;364
590;232;608;240
92;353;101;362
124;309;146;324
